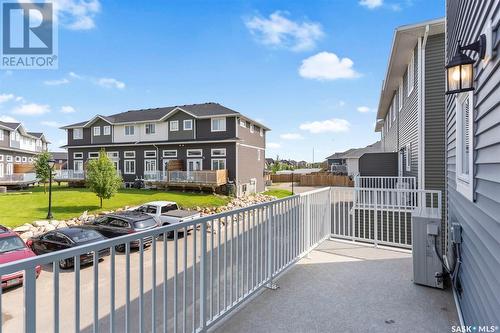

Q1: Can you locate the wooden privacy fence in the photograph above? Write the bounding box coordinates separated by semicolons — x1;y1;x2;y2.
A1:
271;173;353;187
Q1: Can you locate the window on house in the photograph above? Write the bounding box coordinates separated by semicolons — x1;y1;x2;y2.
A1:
211;117;226;132
93;127;101;136
144;150;157;158
406;144;411;171
107;151;119;159
22;157;27;163
407;53;415;96
145;123;156;135
163;150;177;158
124;125;135;136
170;121;179;132
103;126;111;135
73;128;83;140
0;155;3;162
211;159;226;170
73;152;83;159
257;150;261;161
392;98;396;121
399;81;403;111
0;131;3;140
260;128;264;137
456;92;473;200
183;119;193;130
211;148;226;157
15;156;21;163
6;155;12;162
187;149;202;157
0;163;3;177
74;160;83;172
250;124;255;133
88;152;99;159
124;160;136;174
240;119;246;128
124;151;135;158
144;160;157;172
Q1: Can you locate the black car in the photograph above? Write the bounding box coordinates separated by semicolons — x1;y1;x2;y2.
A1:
81;211;157;252
28;228;110;269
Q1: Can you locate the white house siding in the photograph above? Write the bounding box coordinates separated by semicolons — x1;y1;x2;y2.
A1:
113;122;168;143
446;0;500;326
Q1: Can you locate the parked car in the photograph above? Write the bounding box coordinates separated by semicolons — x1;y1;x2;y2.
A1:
81;211;157;251
134;201;201;237
0;226;41;289
27;228;110;269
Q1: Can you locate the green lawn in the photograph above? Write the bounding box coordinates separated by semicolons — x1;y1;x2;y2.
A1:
0;185;230;228
263;189;294;198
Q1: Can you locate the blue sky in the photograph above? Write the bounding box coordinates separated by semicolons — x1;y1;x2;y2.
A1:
0;0;444;161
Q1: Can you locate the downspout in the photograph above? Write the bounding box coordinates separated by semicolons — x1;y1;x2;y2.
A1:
418;25;429;190
153;144;159;176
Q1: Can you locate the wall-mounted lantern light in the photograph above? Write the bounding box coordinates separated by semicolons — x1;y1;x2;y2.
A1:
445;34;486;95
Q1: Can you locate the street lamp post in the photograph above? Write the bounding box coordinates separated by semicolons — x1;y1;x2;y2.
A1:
46;159;56;220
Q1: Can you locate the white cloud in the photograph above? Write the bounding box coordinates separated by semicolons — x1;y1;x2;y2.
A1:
267;142;282;149
299;118;350;134
41;120;62;127
280;133;304;140
357;106;373;113
43;78;70;86
60;105;76;113
0;93;15;103
0;115;18;122
69;71;82;79
12;103;50;116
54;0;101;30
96;77;126;89
359;0;383;9
245;11;324;52
299;52;360;81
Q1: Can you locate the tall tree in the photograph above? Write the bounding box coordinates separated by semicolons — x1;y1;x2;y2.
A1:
85;150;122;208
33;151;53;193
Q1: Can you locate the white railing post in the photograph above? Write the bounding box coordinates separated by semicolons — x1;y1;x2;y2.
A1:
374;189;378;247
200;223;207;331
306;194;311;257
266;204;278;289
24;267;37;333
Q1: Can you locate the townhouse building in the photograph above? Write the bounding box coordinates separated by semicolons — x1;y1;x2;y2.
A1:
0;121;48;179
61;103;268;196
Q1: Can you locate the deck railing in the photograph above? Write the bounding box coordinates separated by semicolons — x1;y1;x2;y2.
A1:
167;170;227;185
0;173;36;183
54;170;85;180
354;176;417;190
0;186;441;332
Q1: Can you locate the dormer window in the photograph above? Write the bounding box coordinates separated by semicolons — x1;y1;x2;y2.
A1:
211;117;226;132
183;119;193;130
93;126;101;136
73;128;83;140
103;126;111;135
145;123;156;135
170;121;179;132
250;124;255;133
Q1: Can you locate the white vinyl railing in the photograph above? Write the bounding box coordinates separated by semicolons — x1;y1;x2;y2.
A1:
143;171;165;181
54;170;85;180
0;188;332;333
0;173;36;183
354;176;417;190
168;171;218;184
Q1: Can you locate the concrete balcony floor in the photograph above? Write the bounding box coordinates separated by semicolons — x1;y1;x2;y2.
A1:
214;240;459;333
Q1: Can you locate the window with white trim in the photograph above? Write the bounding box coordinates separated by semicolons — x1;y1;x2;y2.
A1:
183;119;193;130
15;156;21;163
399;81;403;111
0;130;4;141
392;98;396;121
22;156;27;163
211;148;226;157
74;160;83;172
211;159;226;170
88;152;99;159
187;149;202;157
73;152;83;159
211;117;226;132
6;155;12;162
0;155;3;162
250;124;255;133
124;125;135;136
103;126;111;135
144;150;157;158
239;119;246;128
73;128;83;140
124;151;135;158
145;123;156;135
144;159;157;172
170;120;179;132
93;126;101;136
0;163;3;177
107;151;119;159
260;128;264;137
163;150;177;158
124;160;136;174
407;53;414;96
456;91;474;200
405;143;411;171
257;149;261;161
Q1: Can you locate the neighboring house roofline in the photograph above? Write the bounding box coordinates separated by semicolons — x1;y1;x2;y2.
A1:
375;17;444;131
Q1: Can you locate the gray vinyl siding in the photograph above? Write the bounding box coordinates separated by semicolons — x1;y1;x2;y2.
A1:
166;111;195;141
196;117;237;140
446;0;500;326
236;144;265;193
0;130;9;148
90;119;113;144
67;127;92;146
359;152;398;176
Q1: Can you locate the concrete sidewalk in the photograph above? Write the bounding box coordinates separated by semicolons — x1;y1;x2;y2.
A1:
214;240;459;333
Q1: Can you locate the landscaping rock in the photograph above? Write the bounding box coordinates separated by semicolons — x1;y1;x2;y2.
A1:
13;224;32;233
33;220;49;228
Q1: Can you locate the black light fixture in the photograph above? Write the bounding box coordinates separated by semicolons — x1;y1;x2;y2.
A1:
46;159;56;220
445;34;487;95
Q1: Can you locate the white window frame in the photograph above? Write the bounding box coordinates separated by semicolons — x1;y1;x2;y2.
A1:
187;149;202;157
211;117;226;132
73;128;83;140
455;91;474;200
144;159;157;173
250;124;255;133
145;123;156;135
405;143;411;172
0;163;3;177
74;160;84;172
22;156;27;163
211;158;226;170
144;150;157;158
124;125;135;136
15;156;21;163
170;120;179;132
124;160;136;174
0;155;3;162
239;119;246;128
392;98;396;121
211;148;226;157
103;126;111;136
0;130;4;141
6;155;12;162
407;53;415;96
93;126;101;136
88;152;99;159
260;128;264;137
183;119;193;131
163;150;177;158
73;152;83;159
107;151;119;159
124;151;135;158
257;149;261;161
399;81;403;111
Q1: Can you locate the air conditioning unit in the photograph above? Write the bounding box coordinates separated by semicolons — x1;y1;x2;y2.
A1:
411;207;444;289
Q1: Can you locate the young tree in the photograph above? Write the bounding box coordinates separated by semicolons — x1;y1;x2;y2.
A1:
34;151;53;193
85;150;122;208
